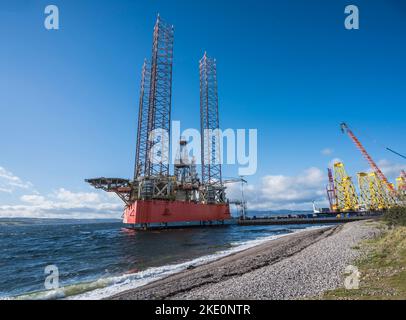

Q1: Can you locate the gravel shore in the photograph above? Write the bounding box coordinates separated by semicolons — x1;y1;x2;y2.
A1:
110;220;380;300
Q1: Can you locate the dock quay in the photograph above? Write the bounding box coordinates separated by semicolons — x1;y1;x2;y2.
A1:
238;215;381;226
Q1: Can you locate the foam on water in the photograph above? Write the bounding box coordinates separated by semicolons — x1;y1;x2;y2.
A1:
7;225;329;300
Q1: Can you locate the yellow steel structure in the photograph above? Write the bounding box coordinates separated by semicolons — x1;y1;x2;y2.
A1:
397;175;405;195
333;162;359;212
357;172;370;211
368;172;395;211
397;175;406;204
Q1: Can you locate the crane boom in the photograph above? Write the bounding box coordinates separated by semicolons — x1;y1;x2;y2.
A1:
340;123;395;192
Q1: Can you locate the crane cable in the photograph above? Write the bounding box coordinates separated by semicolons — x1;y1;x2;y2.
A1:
386;148;406;160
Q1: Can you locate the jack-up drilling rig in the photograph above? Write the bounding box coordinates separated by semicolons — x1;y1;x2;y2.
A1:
86;16;231;228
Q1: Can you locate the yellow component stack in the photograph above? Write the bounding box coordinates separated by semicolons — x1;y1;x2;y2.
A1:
368;172;395;210
397;175;405;195
334;162;359;212
357;172;370;211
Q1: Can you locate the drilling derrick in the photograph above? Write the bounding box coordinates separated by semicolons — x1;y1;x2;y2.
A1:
333;162;359;212
199;52;226;204
357;173;371;211
173;138;199;202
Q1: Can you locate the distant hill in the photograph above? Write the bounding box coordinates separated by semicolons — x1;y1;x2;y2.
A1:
0;218;122;226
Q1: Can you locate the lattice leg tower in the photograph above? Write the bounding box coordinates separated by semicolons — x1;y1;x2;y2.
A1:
199;52;225;203
146;15;174;177
134;59;151;180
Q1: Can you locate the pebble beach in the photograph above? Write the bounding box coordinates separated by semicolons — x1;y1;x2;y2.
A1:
109;220;380;300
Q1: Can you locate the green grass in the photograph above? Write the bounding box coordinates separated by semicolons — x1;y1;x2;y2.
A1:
323;223;406;300
383;206;406;227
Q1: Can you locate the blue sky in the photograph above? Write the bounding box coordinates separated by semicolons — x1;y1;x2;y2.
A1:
0;0;405;217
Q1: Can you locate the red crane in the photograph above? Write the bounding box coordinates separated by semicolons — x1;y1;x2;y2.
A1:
340;123;395;192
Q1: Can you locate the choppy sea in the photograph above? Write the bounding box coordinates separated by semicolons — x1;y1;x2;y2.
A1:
0;218;329;299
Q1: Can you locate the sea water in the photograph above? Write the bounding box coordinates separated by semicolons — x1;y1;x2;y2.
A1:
0;218;329;299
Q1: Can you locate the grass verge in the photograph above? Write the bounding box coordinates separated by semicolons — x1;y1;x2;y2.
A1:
323;222;406;300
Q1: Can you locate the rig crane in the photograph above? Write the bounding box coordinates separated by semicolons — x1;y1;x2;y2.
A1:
223;177;248;219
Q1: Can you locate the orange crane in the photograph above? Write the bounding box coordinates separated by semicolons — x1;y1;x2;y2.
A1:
340;123;395;193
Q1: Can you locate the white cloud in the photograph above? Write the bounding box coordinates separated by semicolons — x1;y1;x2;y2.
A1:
55;188;100;204
0;165;123;219
1;189;123;219
227;167;329;211
321;148;334;156
20;194;48;206
0;166;32;193
375;159;405;180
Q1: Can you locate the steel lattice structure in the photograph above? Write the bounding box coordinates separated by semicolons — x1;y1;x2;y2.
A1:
398;170;406;192
357;172;371;210
333;162;359;212
368;172;393;210
326;168;338;212
199;52;222;186
145;15;174;177
134;59;151;179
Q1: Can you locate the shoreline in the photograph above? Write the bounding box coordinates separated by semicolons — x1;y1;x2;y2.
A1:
109;220;380;300
7;224;330;300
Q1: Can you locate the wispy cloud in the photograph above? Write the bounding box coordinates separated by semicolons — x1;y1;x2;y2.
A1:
0;166;33;193
321;148;334;156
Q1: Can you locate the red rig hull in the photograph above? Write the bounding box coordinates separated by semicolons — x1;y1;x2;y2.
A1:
123;200;231;225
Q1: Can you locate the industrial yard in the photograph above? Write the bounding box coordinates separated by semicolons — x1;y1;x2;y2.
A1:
2;1;405;305
85;15;405;229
